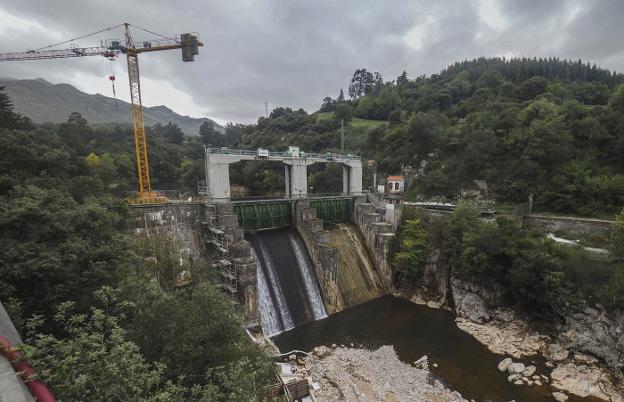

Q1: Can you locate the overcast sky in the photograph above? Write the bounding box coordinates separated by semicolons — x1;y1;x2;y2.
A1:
1;0;623;125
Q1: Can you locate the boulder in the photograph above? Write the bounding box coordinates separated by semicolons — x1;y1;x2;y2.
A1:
522;365;536;377
513;379;524;385
558;306;624;371
507;362;525;375
313;346;330;358
507;374;521;382
413;355;428;369
452;280;492;323
498;357;513;372
544;343;569;362
552;392;568;402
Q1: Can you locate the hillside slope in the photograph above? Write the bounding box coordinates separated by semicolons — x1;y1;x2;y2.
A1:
1;78;222;135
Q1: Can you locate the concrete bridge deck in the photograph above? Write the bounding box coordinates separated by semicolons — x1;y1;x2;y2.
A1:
205;146;363;201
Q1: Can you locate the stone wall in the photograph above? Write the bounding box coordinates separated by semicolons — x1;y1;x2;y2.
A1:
524;214;613;238
294;200;340;314
128;203;204;258
352;196;395;290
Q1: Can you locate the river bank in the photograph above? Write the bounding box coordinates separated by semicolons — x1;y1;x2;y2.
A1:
402;277;624;401
274;296;579;401
295;345;466;402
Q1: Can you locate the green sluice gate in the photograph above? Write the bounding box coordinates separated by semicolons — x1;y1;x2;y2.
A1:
233;201;292;231
310;198;351;223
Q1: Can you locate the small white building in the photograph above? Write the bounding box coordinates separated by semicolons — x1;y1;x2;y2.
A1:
386;175;405;193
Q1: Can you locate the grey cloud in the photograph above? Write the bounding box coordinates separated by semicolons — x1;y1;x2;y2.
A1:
0;0;623;123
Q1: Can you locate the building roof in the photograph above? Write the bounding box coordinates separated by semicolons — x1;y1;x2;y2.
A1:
387;175;404;181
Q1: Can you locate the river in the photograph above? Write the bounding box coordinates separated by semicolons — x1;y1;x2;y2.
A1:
273;295;599;402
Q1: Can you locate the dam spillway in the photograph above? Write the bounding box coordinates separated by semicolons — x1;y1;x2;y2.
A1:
248;228;327;336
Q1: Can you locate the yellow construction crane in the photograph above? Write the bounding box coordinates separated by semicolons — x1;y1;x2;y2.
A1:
0;23;203;204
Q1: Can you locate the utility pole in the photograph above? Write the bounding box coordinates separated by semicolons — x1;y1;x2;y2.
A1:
340;118;345;153
265;101;268;118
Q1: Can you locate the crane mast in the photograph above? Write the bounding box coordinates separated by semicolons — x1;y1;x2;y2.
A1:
124;24;153;201
0;23;202;204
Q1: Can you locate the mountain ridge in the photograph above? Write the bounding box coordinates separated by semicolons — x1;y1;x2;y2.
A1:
0;77;222;135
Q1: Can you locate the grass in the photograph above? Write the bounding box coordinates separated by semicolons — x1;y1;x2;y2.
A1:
315;112;388;130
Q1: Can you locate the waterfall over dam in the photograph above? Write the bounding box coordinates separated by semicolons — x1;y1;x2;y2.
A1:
248;228;327;336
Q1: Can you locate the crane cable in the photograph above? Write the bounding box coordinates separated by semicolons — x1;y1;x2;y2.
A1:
127;23;180;43
28;23;125;52
27;23;179;54
109;59;118;111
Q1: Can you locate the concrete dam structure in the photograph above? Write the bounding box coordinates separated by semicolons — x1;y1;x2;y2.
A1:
128;147;397;337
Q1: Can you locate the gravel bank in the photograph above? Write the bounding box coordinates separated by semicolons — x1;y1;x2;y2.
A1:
297;345;466;402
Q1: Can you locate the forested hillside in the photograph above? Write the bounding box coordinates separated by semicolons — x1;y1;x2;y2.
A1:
229;57;624;216
0;88;272;401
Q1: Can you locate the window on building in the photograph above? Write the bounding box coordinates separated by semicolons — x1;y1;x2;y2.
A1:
395;182;400;190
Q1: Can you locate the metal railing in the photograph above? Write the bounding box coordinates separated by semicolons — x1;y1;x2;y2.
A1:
366;191;386;212
206;147;361;162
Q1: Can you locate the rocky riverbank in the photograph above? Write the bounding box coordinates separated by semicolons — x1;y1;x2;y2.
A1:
450;279;624;401
294;345;466;402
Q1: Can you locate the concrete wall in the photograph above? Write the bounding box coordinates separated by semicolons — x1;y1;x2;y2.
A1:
353;196;395;290
294;200;340;314
128;203;204;258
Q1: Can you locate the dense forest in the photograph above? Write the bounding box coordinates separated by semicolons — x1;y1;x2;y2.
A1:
0;88;273;401
228;57;624;216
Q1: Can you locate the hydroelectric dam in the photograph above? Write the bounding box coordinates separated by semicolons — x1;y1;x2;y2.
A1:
128;146;397;337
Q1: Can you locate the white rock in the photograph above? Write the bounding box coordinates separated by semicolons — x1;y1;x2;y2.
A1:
552;391;568;402
413;355;428;368
545;361;555;368
513;379;524;385
507;362;525;375
507;374;521;382
522;365;536;376
532;375;540;380
535;380;542;386
498;357;513;372
432;363;438;368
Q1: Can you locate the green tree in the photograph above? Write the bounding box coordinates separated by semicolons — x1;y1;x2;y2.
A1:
334;102;353;122
393;217;428;281
0;186;129;321
123;280;273;391
23;288;186;402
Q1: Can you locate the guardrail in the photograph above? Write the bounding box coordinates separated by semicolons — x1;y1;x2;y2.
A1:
206;147;361;162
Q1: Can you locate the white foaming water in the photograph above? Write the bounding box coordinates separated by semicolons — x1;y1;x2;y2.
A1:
289;233;328;320
257;238;295;331
251;247;282;336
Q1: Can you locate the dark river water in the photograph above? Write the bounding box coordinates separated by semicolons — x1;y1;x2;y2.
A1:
273;296;597;402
